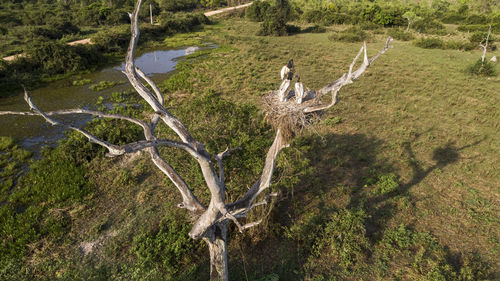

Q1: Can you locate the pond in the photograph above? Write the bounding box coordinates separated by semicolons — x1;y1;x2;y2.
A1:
0;45;212;151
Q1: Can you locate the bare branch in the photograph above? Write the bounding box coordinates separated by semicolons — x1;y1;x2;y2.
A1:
136;66;164;105
228;129;288;211
305;37;393;113
240;220;262;230
0;108;148;128
214;146;241;184
124;0;196;145
229;192;277;218
106;139;208;159
481;25;492;65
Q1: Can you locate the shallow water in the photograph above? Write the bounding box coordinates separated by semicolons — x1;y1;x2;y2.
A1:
0;45;207;151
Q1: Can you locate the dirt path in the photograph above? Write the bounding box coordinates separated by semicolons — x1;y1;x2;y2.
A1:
2;2;253;62
204;2;253;16
67;38;93;46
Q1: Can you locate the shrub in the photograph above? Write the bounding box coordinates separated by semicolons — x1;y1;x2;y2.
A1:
414;37;445;49
466;14;488;25
92;25;130;52
159;12;209;34
441;12;465;24
246;0;271;22
312;208;369;270
130;210;198;276
329;26;369;42
445;40;476;51
26;41;101;75
372;173;399;195
302;25;326;33
159;0;198;12
466;59;497;77
470;31;495;44
457;24;491;33
412;18;444;33
258;0;291;36
360;21;381;30
373;5;405;26
322;12;351;25
388;28;414;41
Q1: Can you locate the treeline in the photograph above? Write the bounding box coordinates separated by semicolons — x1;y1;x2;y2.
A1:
247;0;500;36
0;0;214;95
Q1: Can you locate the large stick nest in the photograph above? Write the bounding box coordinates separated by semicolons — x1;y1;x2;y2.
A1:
262;90;321;143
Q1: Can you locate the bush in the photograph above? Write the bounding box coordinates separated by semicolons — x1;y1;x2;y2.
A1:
466;14;488;24
246;0;271;22
329;26;369;42
412;18;444;33
457;24;491;33
372;173;399;195
25;41;102;75
414;37;445;49
301;25;326;34
373;4;405;26
441;12;466;24
388;28;414;41
322;12;351;25
159;12;209;34
466;59;497;76
130;210;197;276
258;0;291;36
312;208;370;270
360;21;382;30
92;25;130;52
160;0;198;12
444;40;476;51
470;31;495;44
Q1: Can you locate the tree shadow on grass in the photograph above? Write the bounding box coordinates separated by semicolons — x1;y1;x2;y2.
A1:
229;132;388;280
232;131;485;280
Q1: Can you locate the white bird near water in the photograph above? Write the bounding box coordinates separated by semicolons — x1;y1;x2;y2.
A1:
295;75;304;104
279;71;293;102
280;59;294;80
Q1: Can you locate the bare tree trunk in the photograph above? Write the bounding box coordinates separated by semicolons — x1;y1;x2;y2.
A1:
480;25;492;66
204;223;229;281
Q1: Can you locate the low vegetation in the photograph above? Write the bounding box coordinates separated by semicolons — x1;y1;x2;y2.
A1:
89;80;124;91
0;0;499;280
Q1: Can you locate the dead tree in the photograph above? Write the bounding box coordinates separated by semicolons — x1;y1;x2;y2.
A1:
480;25;492;67
0;0;392;279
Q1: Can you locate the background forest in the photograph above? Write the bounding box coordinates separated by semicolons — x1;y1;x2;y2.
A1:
1;0;499;280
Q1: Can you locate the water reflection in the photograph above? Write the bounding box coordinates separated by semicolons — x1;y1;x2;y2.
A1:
112;47;199;75
0;45;211;151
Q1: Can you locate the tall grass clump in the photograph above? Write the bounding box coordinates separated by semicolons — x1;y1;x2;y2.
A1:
388;28;414;41
329;26;370;42
466;59;497;77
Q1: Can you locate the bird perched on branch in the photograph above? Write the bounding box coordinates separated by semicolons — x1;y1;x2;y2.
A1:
280;59;294;80
279;71;293;102
295;75;304;104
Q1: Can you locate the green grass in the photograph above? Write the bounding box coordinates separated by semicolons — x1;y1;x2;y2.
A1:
1;17;499;280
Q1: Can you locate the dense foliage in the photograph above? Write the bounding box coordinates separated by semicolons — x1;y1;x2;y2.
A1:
0;0;215;95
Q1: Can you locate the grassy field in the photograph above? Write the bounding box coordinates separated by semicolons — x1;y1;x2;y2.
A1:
1;16;499;280
186;18;500;278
